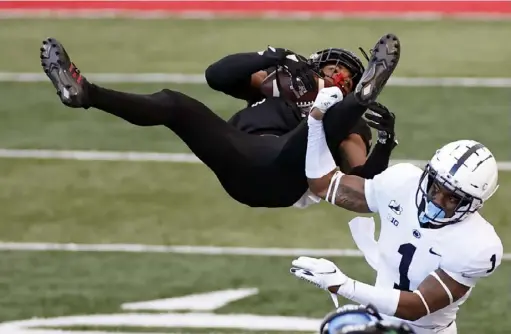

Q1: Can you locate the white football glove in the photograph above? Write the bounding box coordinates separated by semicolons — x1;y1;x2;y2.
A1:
290;256;349;290
311;87;344;113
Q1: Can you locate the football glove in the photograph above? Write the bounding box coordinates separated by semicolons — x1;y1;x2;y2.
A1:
364;102;398;147
311;87;344;113
290;256;348;291
262;46;317;92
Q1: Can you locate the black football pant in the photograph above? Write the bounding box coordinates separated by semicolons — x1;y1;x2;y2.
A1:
86;84;367;207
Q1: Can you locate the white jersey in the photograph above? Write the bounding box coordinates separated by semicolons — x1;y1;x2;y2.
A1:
352;163;503;333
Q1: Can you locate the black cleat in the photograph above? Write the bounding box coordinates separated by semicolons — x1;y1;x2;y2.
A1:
40;37;90;108
354;33;401;106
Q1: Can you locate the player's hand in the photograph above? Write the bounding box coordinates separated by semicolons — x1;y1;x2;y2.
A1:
282;55;317;92
311;87;344;113
261;46;317;94
260;46;295;62
290;256;348;292
364;102;398;147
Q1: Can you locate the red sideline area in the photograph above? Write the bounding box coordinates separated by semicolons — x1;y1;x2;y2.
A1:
0;1;510;17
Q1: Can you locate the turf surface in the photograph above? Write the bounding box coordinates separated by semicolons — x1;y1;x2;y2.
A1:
0;83;508;160
0;252;509;333
0;18;510;76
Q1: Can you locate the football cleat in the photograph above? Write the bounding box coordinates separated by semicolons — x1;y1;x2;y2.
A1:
40;37;90;108
354;33;401;106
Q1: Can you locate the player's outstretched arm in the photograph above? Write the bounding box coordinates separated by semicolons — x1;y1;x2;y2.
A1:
305;91;371;213
205;47;308;102
290;257;492;322
205;51;274;101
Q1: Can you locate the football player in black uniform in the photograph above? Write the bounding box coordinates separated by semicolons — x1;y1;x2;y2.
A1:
207;46;397;206
39;33;400;208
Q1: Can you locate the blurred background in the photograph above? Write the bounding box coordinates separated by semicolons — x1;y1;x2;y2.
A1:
0;1;509;333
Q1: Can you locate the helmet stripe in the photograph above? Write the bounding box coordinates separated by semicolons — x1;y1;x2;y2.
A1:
449;143;484;175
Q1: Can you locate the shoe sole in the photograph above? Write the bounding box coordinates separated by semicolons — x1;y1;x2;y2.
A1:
356;34;400;104
40;37;80;98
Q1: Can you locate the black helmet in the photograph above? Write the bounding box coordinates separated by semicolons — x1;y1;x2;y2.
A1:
320;304;416;334
309;48;365;87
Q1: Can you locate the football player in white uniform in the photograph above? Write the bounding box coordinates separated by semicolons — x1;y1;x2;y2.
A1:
289;86;503;334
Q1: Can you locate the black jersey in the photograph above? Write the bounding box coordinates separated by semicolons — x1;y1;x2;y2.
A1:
227;97;303;136
228;96;372;150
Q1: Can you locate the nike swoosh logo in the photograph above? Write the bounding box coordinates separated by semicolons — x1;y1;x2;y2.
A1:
429;248;441;257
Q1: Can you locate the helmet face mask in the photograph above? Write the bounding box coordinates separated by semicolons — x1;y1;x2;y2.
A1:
416;164;482;225
321;305;377;334
415;140;499;226
309;48;365;91
320;304;415;334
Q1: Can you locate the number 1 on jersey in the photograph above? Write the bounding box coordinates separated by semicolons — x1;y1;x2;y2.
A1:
487;254;496;273
394;243;417;291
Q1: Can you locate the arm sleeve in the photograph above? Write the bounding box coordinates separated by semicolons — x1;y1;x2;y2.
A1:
348;141;394;179
346;119;397;179
205;52;278;101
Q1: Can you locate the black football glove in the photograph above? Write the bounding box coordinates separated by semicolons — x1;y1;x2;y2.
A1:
262;46;317;92
364;102;398;148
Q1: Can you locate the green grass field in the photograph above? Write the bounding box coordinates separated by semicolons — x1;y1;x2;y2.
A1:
2;18;511;76
0;252;509;333
0;82;508;160
0;18;509;333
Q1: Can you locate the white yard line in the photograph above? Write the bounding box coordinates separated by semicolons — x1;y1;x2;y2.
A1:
1;72;511;87
0;242;509;260
1;148;509;259
1;149;511;171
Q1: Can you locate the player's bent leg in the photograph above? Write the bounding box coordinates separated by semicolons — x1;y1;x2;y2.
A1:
136;88;272;172
322;93;368;155
40;36;261;167
40;37;282;206
273;95;366;171
87;86;275;203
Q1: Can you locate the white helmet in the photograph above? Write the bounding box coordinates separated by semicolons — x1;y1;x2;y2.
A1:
416;139;499;225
